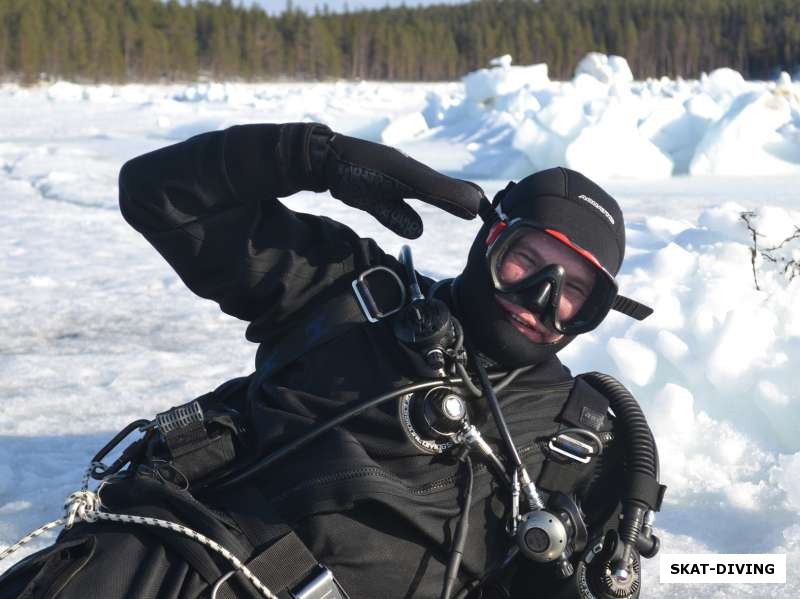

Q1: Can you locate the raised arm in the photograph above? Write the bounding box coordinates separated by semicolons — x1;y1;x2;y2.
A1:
119;124;367;328
119;123;485;338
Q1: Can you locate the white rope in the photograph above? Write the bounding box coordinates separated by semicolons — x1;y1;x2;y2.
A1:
0;518;66;561
0;463;100;563
0;488;279;599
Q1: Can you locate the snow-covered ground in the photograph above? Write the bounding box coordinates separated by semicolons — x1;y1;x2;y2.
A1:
1;55;799;596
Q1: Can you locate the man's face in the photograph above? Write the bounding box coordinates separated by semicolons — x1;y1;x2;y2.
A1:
494;229;597;344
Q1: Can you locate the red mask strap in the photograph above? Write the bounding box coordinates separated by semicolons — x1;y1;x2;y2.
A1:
544;228;605;271
486;221;508;247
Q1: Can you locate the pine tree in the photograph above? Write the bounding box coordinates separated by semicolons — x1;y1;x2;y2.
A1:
0;0;798;85
17;0;45;83
166;0;198;79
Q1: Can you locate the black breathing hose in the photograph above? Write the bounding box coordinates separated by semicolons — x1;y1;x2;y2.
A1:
580;372;660;568
582;373;658;481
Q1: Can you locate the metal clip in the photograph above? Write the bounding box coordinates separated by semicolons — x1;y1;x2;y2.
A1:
457;425;495;461
519;466;545;511
293;565;350;599
548;433;595;464
509;469;521;535
155;401;204;434
351;266;406;323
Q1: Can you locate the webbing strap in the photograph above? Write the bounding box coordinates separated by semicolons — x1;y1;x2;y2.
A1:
538;456;593;494
218;484;294;551
215;532;321;599
254;293;365;384
612;294;653;321
537;380;610;495
558;379;610;432
254;266;406;382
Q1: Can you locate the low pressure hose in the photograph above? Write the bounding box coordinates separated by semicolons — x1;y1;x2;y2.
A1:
208;370;521;491
580;372;661;568
439;456;474;599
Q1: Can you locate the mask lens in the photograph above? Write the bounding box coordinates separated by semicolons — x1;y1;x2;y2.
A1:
488;222;617;334
565;276;615;332
496;230;549;287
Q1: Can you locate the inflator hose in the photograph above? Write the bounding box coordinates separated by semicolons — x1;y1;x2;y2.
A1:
207;369;526;491
580;372;660;567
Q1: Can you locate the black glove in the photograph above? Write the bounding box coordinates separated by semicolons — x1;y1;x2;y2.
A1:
276;122;485;239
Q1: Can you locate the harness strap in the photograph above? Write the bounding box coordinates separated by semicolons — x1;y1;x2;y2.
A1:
538;376;666;515
212;484;349;599
537;378;612;496
538;455;596;495
214;532;324;599
254;266;406;382
217;484;294;551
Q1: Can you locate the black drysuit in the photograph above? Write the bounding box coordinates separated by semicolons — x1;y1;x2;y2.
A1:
0;125;629;599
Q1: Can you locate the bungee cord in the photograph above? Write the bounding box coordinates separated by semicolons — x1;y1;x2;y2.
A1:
0;463;279;599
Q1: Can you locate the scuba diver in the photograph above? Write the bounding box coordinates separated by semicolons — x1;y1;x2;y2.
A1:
0;123;665;599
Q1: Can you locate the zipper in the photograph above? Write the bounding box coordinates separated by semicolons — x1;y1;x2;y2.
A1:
268;440;548;503
273;379;583;501
241;431;613;504
409;378;577;494
270;466;402;504
410;437;552;495
394;428;612;496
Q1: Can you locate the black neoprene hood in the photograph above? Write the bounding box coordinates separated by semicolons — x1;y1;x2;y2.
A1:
455;167;626;368
500;167;626;276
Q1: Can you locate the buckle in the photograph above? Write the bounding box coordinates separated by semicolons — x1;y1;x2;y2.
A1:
292;565;350;599
548;433;595;464
155;401;204;434
351;266;406;323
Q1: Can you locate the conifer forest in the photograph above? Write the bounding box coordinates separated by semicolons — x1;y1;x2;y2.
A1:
0;0;798;83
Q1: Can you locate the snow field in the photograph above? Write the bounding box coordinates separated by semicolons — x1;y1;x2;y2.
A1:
2;55;800;596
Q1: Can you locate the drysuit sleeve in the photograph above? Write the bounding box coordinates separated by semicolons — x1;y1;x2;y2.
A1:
118;125;388;343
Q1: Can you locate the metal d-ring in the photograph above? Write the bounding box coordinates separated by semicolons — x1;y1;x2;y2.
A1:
351;265;406;323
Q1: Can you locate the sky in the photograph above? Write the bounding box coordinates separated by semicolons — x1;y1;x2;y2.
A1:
248;0;471;14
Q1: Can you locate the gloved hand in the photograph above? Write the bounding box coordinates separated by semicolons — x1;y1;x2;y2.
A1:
276;122;485;239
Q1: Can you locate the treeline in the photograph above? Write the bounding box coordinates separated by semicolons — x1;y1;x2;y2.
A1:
0;0;798;84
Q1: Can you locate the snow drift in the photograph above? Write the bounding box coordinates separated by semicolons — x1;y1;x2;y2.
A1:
423;54;800;179
2;54;800;597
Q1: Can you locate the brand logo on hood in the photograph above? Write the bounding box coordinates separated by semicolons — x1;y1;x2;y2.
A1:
577;194;615;225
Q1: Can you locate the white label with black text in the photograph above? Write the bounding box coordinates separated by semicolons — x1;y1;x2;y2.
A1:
660;554;786;584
